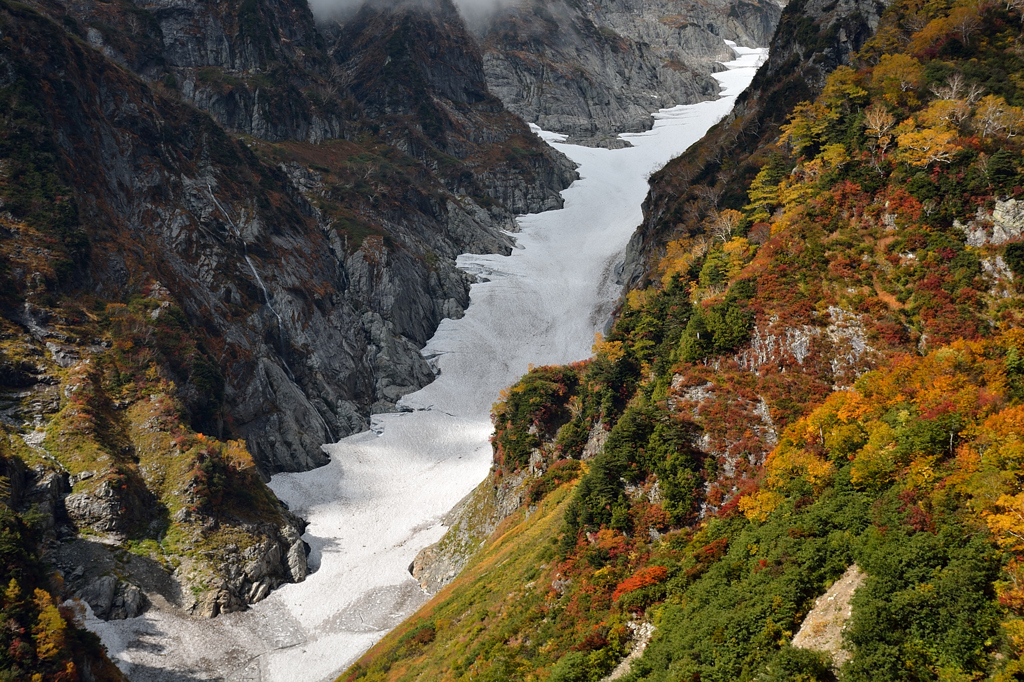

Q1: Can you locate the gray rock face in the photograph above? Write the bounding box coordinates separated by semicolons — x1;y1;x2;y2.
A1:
147;502;313;617
473;0;782;142
283;525;308;582
116;582;148;619
79;576;118;619
76;575;150;620
178;515;310;617
957;199;1024;247
14;0;574;479
753;0;886;92
152;0;342;142
65;476;156;540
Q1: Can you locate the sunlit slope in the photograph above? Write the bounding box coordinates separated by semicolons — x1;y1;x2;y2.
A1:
339;477;582;682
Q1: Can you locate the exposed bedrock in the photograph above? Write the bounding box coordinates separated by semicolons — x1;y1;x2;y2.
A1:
23;0;575;477
471;0;782;143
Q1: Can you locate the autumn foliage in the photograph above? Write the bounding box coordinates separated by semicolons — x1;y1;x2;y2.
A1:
612;566;669;601
1;505;124;681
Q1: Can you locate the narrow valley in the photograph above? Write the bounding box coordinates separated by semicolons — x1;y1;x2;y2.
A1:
86;44;766;682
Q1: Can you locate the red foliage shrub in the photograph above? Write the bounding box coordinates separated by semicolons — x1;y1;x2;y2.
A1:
630;502;670;534
612;565;669;601
572;630;610;652
696;537;729;562
748;222;772;245
410;625;436;645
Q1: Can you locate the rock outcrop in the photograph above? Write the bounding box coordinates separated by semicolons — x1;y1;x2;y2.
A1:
472;0;782;143
791;565;867;668
957;198;1024;247
78;575;148;621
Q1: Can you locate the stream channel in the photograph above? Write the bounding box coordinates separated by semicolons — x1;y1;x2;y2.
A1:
90;42;767;682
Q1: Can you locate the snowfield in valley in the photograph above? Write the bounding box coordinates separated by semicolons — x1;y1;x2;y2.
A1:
88;43;767;682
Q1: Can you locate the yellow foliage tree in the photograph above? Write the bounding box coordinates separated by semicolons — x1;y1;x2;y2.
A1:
739;489;785;522
767;440;836;490
818;143;851;171
721;236;752;280
975;94;1024;138
32;588;68;662
850;420;907;488
771;175;819;233
897;126;959;166
919;98;973;131
949;4;982;44
820;66;869;111
592;334;626;363
864;103;898;152
6;577;21;604
873;53;924;106
975;406;1024;472
625;288;651;311
658;239;698;288
780;101;839;156
744;164;784;224
909;15;958;54
986;493;1024;552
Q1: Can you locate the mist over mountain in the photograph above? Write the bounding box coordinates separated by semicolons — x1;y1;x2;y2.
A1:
308;0;520;28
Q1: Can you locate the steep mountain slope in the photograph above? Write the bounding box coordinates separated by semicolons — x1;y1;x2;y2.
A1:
472;0;782;144
1;0;317;622
342;0;1024;679
22;0;575;476
0;0;574;648
621;0;888;287
323;0;573;216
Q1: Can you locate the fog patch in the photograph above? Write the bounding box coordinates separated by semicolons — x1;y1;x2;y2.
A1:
451;0;521;32
306;0;521;29
307;0;371;23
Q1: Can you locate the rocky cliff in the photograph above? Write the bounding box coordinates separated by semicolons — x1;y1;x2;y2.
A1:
25;0;575;477
471;0;782;144
0;0;575;629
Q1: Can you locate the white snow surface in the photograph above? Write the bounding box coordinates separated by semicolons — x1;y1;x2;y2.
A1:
88;44;766;682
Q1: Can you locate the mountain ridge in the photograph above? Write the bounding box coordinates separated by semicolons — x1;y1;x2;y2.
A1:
475;0;782;144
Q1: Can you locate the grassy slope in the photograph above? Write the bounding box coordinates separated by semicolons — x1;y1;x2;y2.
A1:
342;478;582;681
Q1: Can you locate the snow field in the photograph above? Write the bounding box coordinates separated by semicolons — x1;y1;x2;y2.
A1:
88;43;766;682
